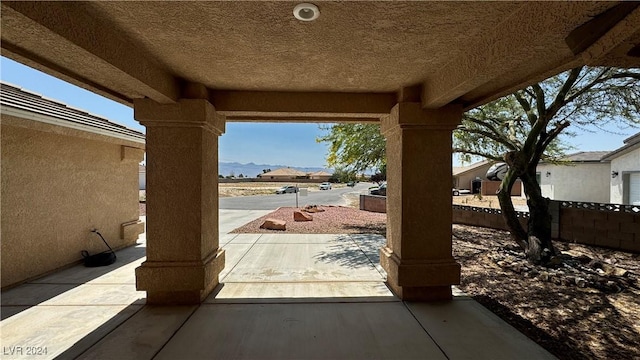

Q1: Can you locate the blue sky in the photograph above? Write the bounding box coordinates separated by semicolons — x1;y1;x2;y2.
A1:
1;56;634;168
0;57;330;168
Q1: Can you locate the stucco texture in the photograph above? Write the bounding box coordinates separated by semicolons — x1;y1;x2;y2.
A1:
610;150;640;204
537;163;610;203
1;119;144;288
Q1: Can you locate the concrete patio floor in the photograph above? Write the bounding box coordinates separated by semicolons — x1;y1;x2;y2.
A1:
1;210;556;360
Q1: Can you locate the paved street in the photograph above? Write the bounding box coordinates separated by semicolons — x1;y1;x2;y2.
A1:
219;182;372;210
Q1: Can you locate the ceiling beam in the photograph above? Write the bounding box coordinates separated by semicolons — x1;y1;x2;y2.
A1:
565;2;639;56
1;2;180;105
570;2;640;65
211;90;396;122
420;2;604;110
461;3;640;110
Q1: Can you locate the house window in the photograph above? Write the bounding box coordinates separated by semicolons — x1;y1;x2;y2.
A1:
536;172;541;184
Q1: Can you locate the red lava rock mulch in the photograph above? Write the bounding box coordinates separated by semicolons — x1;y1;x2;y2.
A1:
231;206;387;234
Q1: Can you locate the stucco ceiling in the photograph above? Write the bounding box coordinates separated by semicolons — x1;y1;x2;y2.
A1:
1;1;639;120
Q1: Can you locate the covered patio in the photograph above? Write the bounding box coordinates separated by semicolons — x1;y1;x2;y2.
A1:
1;211;555;359
2;1;638;304
1;1;639;358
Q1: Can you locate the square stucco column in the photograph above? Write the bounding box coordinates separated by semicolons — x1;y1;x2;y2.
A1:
134;98;225;305
380;102;462;301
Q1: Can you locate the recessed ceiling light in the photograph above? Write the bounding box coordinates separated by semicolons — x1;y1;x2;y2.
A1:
293;3;320;22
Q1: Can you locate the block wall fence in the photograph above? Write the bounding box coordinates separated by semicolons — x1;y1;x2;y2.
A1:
360;195;640;253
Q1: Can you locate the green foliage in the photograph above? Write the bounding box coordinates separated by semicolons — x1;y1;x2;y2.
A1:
370;172;386;184
454;96;573;164
319;68;640;173
454;67;640;166
329;167;357;183
317;123;385;173
315;67;640;257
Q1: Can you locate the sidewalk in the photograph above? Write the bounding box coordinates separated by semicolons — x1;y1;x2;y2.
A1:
1;211;555;359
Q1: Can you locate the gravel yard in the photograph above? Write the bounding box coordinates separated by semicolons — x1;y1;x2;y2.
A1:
453;194;528;209
230;206;386;235
230;206;640;359
138;199;639;359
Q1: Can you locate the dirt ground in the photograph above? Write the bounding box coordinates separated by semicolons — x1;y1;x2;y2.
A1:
453;194;528;209
231;206;640;360
453;225;640;360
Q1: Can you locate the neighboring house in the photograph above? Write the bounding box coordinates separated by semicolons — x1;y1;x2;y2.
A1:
308;171;332;181
258;167;308;180
139;165;146;190
0;82;145;288
453;160;521;195
536;152;611;203
257;168;333;182
453;160;493;193
602;133;640;205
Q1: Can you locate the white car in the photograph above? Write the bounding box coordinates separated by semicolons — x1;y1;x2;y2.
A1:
319;182;332;190
452;188;471;196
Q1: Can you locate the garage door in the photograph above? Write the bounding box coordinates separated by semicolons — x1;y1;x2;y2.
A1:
630;173;640;205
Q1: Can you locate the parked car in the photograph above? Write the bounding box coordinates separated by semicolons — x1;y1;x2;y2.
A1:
370;183;387;196
346;181;355;187
275;185;298;194
452;188;471;196
319;182;332;190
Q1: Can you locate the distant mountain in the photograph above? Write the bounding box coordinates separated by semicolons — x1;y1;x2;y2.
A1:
219;162;332;178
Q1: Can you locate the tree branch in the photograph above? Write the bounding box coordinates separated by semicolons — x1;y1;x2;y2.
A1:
452;148;503;162
541;121;571;153
531;83;547;120
513;91;537;125
547;67;583;119
464;117;519;150
562;67;610;107
532;121;571;165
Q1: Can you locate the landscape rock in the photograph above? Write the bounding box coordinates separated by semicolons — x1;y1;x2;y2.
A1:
602;263;628;277
303;205;325;213
575;277;587;288
260;218;286;230
293;210;313;222
488;247;634;292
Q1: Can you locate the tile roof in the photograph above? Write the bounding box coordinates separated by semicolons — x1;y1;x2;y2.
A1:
562;151;611;162
0;82;144;143
261;167;308;176
452;160;493;176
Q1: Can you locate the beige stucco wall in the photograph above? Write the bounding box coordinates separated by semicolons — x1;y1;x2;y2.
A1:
453;164;493;191
1;117;145;288
309;175;331;181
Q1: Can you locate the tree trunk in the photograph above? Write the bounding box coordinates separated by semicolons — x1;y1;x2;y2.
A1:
521;170;556;264
497;167;528;250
